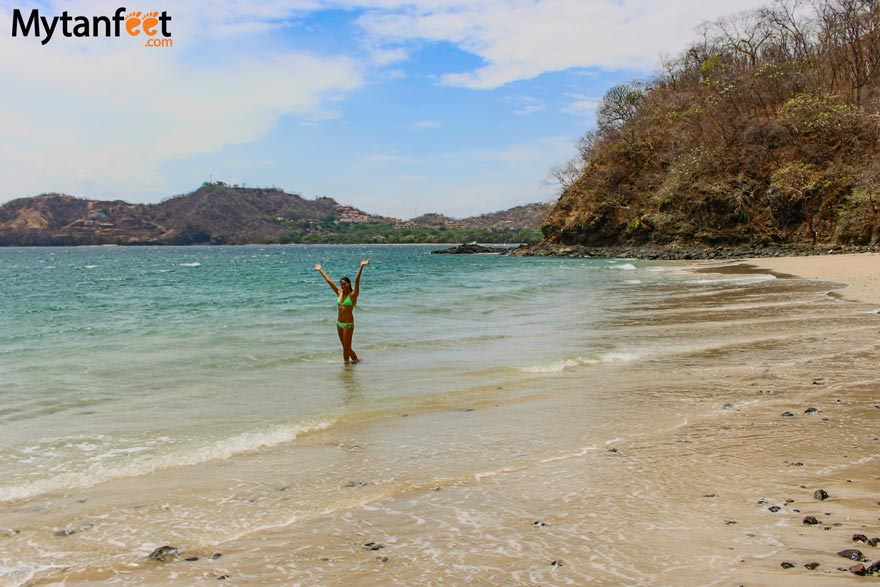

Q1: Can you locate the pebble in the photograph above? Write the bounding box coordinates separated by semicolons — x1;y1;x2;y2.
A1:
210;552;222;560
849;563;867;575
780;562;795;569
804;562;820;570
550;560;564;568
853;534;869;543
781;411;794;417
814;489;829;501
837;549;868;562
804;407;819;414
803;516;820;525
148;546;179;562
363;542;384;551
768;506;782;513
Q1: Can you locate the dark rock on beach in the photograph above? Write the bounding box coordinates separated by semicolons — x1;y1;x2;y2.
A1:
148;545;180;562
780;561;795;569
804;562;820;570
432;243;507;254
814;489;829;501
853;534;869;543
837;549;868;562
803;516;820;525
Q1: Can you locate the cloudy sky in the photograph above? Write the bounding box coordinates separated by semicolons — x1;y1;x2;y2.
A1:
0;0;768;218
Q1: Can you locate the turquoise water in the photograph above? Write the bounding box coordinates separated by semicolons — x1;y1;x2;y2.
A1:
0;245;636;502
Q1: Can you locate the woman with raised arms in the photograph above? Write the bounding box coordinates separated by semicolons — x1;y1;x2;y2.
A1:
314;259;370;364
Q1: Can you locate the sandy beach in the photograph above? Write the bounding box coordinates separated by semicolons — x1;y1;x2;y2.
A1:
744;252;880;305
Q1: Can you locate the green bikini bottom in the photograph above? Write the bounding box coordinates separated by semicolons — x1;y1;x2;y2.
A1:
337;321;354;329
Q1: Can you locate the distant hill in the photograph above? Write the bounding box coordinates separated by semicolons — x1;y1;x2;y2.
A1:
411;203;551;231
0;183;548;246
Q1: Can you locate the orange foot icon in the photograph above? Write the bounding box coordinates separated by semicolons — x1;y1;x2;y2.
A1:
142;11;160;36
125;11;143;36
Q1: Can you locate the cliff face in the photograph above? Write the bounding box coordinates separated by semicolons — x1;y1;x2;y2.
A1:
542;1;880;249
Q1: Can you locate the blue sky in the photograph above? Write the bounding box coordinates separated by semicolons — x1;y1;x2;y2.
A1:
0;0;767;218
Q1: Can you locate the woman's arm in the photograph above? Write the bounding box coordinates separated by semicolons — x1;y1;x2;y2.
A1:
314;264;340;295
353;259;370;297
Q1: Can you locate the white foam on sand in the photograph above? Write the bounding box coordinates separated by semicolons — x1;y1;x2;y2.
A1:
0;419;335;503
520;352;640;374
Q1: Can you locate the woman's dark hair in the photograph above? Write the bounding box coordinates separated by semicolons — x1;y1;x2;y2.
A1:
340;277;352;288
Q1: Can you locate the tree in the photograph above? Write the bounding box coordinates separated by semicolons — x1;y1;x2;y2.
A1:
597;83;645;131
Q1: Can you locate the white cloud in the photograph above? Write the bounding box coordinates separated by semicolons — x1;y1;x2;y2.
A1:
506;96;545;116
411;120;442;130
0;1;362;200
354;0;770;88
562;94;601;119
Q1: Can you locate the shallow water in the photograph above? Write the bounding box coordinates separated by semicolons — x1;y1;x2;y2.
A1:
1;246;878;586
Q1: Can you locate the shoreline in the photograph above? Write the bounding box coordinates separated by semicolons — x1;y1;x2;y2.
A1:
6;248;880;586
506;241;880;261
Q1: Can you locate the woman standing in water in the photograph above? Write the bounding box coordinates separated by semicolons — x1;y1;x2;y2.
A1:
315;259;370;363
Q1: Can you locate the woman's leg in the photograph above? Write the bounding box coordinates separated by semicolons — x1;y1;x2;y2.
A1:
344;326;359;363
337;325;350;362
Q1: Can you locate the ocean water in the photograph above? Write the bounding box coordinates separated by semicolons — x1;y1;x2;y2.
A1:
0;245;627;499
2;245;878;587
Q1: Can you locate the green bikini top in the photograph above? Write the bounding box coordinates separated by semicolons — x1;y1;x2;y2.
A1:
337;294;354;307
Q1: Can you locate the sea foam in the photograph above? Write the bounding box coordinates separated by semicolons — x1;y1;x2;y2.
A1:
0;419;334;503
520;352;639;374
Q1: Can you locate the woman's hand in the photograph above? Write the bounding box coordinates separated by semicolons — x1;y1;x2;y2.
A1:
360;259;370;267
314;263;322;271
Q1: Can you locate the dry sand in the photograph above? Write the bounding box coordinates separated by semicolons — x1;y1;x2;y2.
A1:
745;252;880;305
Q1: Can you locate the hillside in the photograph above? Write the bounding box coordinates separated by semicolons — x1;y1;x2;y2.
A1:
540;0;880;250
0;183;546;246
412;203;551;231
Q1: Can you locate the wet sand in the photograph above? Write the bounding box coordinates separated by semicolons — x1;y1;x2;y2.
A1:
9;259;880;587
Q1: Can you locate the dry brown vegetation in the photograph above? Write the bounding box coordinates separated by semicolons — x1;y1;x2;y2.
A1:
544;0;880;247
